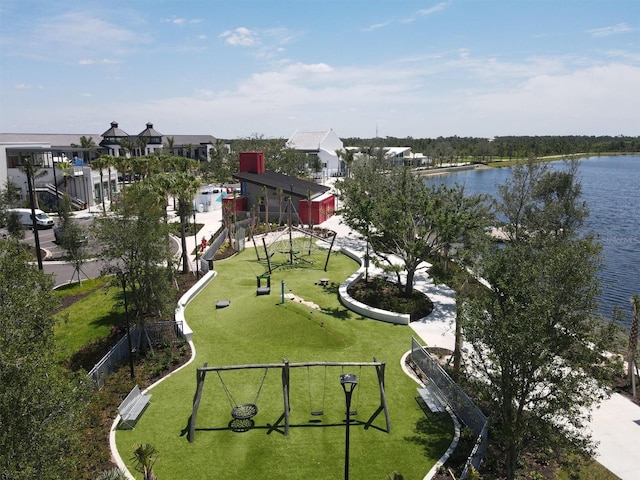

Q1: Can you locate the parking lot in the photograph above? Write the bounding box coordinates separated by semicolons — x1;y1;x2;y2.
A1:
1;215;95;259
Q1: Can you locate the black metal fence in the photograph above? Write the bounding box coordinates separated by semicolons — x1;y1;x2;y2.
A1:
87;320;184;389
411;337;488;477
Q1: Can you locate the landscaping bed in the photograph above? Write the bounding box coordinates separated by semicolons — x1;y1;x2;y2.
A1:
348;276;434;321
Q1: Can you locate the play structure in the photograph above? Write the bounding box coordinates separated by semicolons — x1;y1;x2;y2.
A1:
252;194;337;274
188;358;390;442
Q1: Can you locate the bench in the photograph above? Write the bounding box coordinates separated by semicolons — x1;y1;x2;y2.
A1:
118;385;152;429
417;386;446;413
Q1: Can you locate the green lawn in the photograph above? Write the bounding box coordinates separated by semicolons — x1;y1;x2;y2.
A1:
53;277;123;362
115;246;453;479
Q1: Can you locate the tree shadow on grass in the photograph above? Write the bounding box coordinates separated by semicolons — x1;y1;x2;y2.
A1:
321;306;352;320
404;414;454;460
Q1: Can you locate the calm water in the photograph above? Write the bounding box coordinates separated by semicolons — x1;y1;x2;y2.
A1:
423;156;640;327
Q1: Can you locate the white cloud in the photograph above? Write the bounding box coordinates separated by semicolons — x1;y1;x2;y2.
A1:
15;84;30;89
220;27;259;47
588;23;632;37
362;23;389;32
162;17;203;26
403;2;450;23
78;58;120;65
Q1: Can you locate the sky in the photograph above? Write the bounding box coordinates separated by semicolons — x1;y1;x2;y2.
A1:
0;0;638;139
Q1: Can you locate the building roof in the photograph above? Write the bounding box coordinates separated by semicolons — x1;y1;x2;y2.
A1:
169;135;216;146
101;121;129;138
138;122;163;137
0;132;216;148
0;133;101;149
233;170;330;199
286;130;333;151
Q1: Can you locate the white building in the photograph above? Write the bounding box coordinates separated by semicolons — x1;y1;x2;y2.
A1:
0;122;215;211
285;129;344;179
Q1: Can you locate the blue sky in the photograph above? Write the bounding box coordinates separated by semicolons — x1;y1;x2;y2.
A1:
0;0;638;139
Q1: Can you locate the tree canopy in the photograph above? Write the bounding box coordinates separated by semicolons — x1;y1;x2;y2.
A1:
92;181;175;318
0;240;89;479
462;160;619;479
337;154;491;297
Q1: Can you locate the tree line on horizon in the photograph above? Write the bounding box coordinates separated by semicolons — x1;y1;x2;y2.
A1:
339;134;640;160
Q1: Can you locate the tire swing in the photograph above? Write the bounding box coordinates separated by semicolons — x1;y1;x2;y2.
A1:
217;369;268;422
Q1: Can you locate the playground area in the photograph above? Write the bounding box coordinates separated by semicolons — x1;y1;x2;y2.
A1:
114;244;454;479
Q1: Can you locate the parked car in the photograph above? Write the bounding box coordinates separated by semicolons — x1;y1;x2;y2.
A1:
6;208;54;229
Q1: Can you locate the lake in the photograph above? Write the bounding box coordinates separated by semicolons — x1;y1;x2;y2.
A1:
422;156;640;328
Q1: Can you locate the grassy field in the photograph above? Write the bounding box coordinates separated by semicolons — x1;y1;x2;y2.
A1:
53;277;122;362
115;246;453;480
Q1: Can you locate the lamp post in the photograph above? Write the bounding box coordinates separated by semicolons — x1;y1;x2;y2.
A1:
117;270;135;379
340;373;358;480
193;208;199;278
20;154;44;270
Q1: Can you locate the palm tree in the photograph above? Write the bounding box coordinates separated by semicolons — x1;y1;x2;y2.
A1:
166;172;200;274
336;148;356;178
92;156;110;214
163;135;175;155
72;135;97;163
629;294;640;384
131;443;158;480
112;155;132;184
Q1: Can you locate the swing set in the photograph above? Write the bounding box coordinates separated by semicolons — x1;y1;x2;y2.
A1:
188;358;390;442
251;195;337;274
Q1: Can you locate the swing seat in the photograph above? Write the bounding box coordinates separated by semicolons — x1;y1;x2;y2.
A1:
310;410;324;416
231;403;259;420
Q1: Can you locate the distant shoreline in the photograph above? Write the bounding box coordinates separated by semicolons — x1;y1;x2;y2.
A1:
412;163;490;177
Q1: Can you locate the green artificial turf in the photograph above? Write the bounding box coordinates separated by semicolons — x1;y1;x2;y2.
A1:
115;246;453;479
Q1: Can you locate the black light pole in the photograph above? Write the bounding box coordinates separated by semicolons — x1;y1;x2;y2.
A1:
118;271;135;379
340;373;358;480
52;152;60;211
21;154;44;270
193;208;199;278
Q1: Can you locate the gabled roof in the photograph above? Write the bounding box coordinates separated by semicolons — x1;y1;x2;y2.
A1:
286;130;333;151
233;170;330;199
385;147;412;156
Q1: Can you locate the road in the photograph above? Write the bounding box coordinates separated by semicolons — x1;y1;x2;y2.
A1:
1;214;183;286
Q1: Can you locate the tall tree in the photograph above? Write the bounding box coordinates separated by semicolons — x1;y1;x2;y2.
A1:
462;160;618;479
92;155;110;214
56;194;88;285
92;181;174;318
0;239;89;479
167;172;201;274
338;160;490;297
